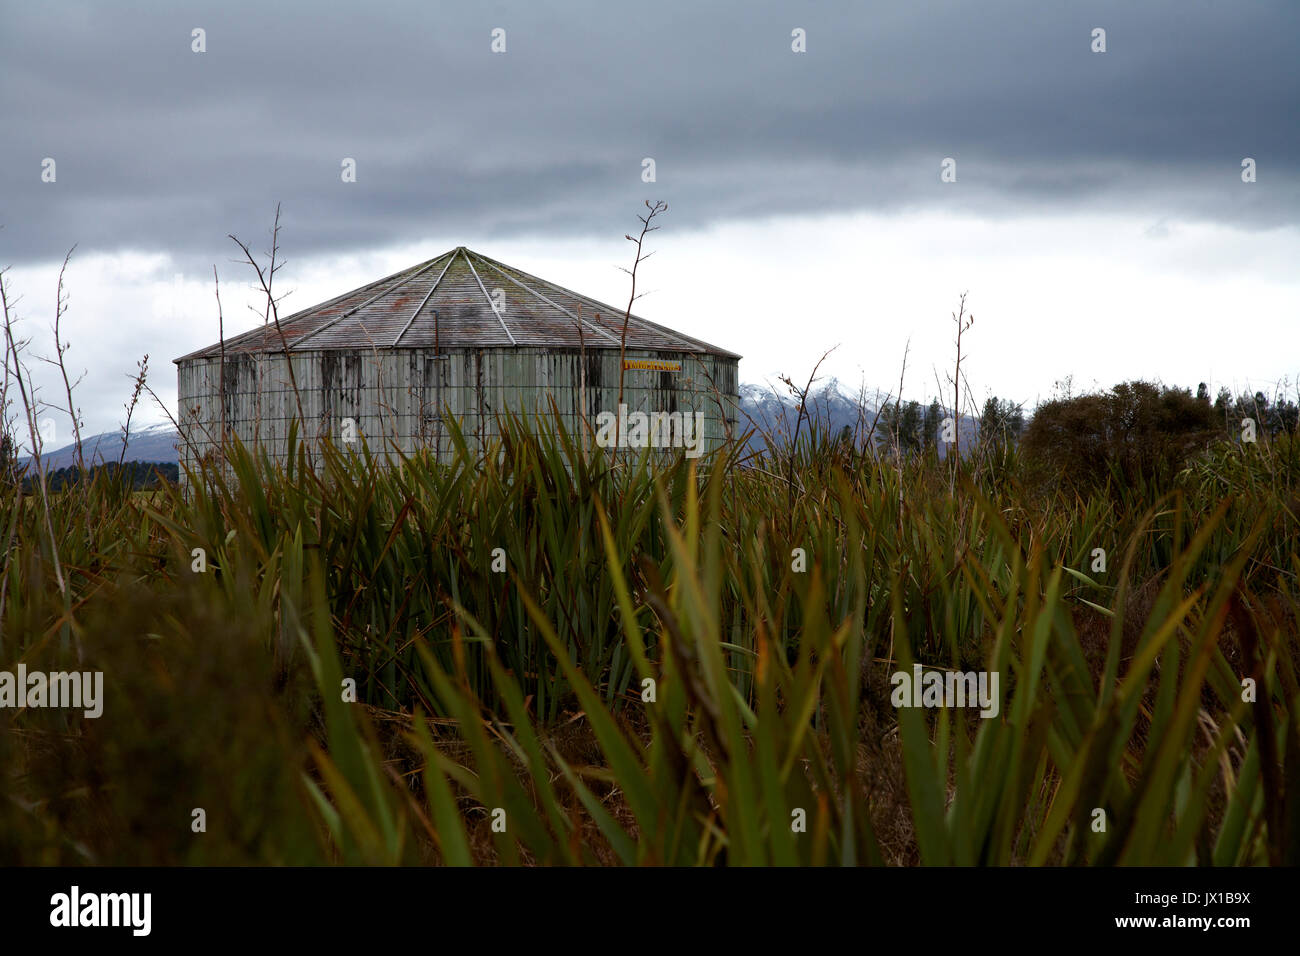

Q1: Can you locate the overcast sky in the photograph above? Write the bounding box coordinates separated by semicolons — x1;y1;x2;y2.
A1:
1;0;1296;441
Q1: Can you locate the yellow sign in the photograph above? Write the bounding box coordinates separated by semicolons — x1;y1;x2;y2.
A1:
622;359;681;372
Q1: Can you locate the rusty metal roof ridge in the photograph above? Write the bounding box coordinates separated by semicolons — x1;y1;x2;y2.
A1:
460;248;517;346
391;252;457;347
464;247;706;353
468;251;622;345
174;245;741;362
288;251;453;349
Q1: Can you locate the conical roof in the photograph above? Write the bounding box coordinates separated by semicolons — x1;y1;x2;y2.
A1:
174;247;740;362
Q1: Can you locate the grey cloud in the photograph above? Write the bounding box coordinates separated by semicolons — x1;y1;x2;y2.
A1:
0;0;1296;268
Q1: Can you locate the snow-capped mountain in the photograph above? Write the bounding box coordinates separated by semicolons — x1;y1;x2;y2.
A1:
735;375;980;454
20;421;178;470
736;377;879;451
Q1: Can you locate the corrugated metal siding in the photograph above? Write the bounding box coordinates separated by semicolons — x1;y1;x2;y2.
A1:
177;347;740;473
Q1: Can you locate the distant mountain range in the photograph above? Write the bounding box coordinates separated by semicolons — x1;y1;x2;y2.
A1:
737;378;879;450
737;377;979;454
20;422;179;471
21;379;980;468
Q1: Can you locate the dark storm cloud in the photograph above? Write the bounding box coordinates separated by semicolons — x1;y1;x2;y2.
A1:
1;0;1296;267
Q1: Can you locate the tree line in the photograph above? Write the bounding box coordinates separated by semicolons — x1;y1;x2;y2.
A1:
0;446;178;492
871;381;1298;491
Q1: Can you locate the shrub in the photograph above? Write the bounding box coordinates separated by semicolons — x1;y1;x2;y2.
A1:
1022;381;1217;493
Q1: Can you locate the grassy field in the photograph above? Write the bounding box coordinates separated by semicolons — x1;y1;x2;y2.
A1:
1;410;1298;865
